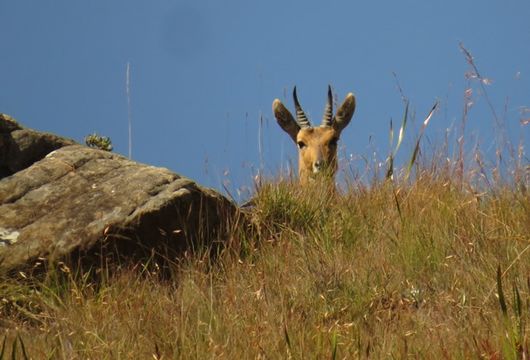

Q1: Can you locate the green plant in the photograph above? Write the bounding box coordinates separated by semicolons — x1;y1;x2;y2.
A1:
85;133;113;151
496;265;528;358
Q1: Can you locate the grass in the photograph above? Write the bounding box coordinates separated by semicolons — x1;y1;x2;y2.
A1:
1;47;529;359
1;166;528;358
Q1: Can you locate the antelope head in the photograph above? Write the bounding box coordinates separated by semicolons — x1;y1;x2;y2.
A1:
272;86;356;185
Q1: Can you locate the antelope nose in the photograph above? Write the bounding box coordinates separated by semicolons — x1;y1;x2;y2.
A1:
313;160;323;173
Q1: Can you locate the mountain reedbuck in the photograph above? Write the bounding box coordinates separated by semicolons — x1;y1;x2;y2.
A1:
272;86;356;185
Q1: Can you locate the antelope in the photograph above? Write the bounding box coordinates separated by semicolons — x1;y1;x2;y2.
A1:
272;86;356;185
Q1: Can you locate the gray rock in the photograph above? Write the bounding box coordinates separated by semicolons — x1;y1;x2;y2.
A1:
0;114;76;179
0;116;239;274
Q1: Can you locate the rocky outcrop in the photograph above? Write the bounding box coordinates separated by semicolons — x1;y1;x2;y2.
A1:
0;114;75;179
0;115;239;274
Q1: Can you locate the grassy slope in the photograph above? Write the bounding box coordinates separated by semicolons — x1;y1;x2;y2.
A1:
1;170;529;359
2;48;529;357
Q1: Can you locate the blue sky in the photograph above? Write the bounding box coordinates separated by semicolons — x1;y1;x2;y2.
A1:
1;1;529;199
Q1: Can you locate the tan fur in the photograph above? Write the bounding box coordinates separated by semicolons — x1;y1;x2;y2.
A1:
272;88;356;186
296;127;339;185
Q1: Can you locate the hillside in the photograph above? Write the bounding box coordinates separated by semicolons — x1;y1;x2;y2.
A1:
1;161;529;358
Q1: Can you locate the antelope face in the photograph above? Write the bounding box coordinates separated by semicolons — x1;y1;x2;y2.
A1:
296;126;339;183
272;86;356;185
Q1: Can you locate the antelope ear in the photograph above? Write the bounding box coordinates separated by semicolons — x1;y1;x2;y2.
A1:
273;99;300;142
333;93;356;134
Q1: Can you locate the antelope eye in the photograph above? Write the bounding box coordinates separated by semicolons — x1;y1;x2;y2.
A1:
297;141;307;149
329;137;339;147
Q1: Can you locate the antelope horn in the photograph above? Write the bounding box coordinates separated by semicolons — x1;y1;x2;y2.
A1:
293;86;311;128
321;85;333;127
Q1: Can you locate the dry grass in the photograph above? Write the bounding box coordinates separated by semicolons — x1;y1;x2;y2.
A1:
1;166;529;358
1;46;529;359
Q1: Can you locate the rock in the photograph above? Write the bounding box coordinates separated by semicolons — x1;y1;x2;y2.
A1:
0;116;240;275
0;114;76;179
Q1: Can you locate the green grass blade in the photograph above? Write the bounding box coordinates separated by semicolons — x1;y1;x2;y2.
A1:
395;101;409;153
406;102;437;178
513;282;522;319
419;101;437;135
0;335;6;359
393;187;403;222
513;282;524;342
497;265;508;316
16;334;28;360
386;153;394;180
10;335;17;360
283;324;292;351
406;141;421;180
387;101;409;180
386;119;395;180
331;332;338;360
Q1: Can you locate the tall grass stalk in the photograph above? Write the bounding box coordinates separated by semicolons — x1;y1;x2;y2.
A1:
126;61;132;160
